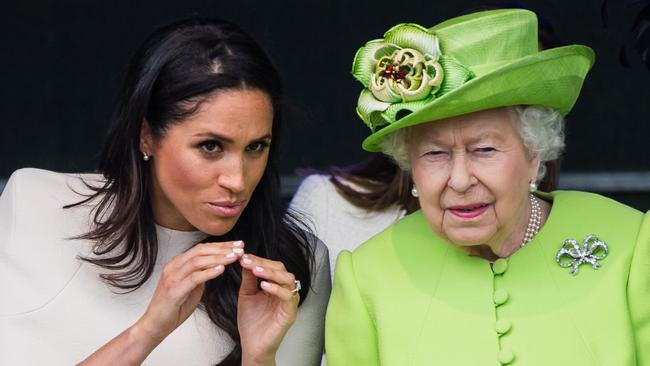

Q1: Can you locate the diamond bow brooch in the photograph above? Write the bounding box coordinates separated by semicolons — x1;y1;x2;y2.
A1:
555;235;608;276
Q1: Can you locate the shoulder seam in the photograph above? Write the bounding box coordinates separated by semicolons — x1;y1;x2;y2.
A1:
0;261;85;317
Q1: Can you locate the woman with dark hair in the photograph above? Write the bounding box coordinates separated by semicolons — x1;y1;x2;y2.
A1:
0;18;329;365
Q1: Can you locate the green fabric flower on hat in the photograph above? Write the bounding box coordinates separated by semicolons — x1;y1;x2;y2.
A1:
352;23;475;132
369;43;443;103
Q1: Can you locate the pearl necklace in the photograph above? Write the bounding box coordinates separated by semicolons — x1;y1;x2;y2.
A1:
520;193;542;247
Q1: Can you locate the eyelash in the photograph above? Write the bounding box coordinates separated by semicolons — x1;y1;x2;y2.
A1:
199;140;222;154
246;140;270;153
421;147;496;159
197;140;270;155
425;150;446;156
474;147;496;154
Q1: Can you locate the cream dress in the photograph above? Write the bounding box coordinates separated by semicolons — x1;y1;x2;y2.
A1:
0;168;330;365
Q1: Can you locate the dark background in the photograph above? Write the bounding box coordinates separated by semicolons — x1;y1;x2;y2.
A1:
1;0;649;208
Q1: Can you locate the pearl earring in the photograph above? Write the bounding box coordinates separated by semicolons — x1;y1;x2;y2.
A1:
142;152;150;161
411;185;419;198
529;181;537;192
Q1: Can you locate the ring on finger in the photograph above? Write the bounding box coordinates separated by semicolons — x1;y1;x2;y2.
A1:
291;279;301;296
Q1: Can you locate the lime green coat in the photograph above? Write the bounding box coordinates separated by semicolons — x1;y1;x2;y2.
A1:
326;191;650;365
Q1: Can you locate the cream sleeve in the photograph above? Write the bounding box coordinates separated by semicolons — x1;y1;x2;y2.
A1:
289;174;331;242
276;237;331;365
0;168;86;316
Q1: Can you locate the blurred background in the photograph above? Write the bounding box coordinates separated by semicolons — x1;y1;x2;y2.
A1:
1;0;649;209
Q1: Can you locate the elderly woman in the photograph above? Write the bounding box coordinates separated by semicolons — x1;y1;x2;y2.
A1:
325;9;650;365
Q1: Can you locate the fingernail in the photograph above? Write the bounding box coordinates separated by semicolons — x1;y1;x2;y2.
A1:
233;240;243;247
243;254;249;259
261;281;272;289
233;248;244;254
255;266;264;272
214;265;224;272
226;252;236;258
243;257;252;265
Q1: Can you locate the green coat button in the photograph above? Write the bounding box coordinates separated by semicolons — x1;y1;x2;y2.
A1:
492;258;508;274
498;349;515;364
493;289;509;305
495;319;512;334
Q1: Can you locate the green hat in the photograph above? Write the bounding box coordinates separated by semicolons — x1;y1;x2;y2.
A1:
353;9;595;151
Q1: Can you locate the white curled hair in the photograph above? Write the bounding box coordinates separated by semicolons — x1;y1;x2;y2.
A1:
378;105;565;183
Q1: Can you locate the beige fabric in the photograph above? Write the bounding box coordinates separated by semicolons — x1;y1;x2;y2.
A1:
290;174;405;281
0;168;330;365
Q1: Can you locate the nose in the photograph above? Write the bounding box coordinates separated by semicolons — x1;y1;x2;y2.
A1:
447;153;475;193
217;155;246;194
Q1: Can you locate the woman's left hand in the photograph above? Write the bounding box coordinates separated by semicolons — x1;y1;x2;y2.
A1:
237;253;301;366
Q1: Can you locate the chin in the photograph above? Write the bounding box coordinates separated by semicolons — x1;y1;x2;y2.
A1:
445;229;495;247
192;216;239;237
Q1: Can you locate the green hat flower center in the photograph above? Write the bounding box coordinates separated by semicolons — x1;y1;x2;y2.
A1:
370;48;444;103
380;64;407;82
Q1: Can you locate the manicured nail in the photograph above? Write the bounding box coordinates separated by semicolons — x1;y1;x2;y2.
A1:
233;240;243;247
255;266;264;272
261;281;272;289
214;265;224;272
243;254;249;259
226;252;236;258
243;257;252;265
233;248;244;254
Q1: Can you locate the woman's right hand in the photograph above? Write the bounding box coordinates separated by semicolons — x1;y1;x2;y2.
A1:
78;240;245;366
134;240;245;344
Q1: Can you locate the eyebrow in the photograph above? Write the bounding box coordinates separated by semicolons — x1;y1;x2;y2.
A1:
192;132;272;144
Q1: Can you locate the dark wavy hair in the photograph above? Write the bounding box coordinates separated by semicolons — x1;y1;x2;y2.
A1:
320;154;419;214
65;18;313;365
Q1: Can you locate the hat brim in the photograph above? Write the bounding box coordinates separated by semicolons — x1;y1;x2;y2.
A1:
361;44;595;152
